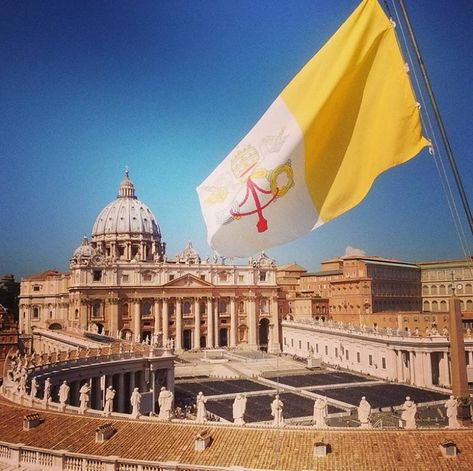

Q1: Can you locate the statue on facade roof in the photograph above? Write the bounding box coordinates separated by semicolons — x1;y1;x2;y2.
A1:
400;396;417;429
357;396;372;428
30;377;38;399
58;381;70;411
43;378;51;408
158;387;174;421
445;396;460;429
313;397;328;429
130;387;141;419
271;394;284;427
196;392;208;423
232;394;247;425
103;386;115;417
78;382;90;415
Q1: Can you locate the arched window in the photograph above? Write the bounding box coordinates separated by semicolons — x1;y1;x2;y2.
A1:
439;285;446;295
32;307;39;319
432;300;438;312
467;300;473;311
423;300;430;312
422;285;429;296
219;300;227;313
431;285;438;295
122;303;129;317
440;300;448;312
465;284;473;294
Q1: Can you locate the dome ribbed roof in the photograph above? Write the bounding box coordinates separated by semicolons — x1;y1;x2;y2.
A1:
91;171;161;238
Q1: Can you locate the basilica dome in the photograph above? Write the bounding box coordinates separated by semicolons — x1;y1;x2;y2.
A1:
88;170;165;262
91;171;161;239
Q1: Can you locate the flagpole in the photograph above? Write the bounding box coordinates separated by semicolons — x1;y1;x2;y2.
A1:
397;0;473;237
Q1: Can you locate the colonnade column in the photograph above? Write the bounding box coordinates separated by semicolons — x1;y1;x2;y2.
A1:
247;295;257;350
154;299;161;334
408;351;415;385
439;351;450;386
175;298;182;351
269;295;280;353
207;298;214;348
230;297;237;348
162;299;169;346
423;352;433;387
118;374;126;413
194;298;201;349
132;300;141;341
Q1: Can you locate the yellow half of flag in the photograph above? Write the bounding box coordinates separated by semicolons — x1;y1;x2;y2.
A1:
197;0;429;257
281;0;429;223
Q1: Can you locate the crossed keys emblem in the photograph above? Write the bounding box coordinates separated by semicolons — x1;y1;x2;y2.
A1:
205;145;294;233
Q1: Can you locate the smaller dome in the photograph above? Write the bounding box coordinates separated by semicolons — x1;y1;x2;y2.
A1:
176;241;200;264
73;237;96;259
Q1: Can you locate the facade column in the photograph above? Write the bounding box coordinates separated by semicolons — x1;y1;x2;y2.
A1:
154;299;161;334
175;298;182;351
248;295;257;350
194;298;201;350
109;298;119;338
439;351;451;386
162;298;169;345
133;299;141;341
414;351;424;387
207;297;214;348
469;351;473;366
79;299;88;330
91;377;101;410
214;297;219;347
230;297;237;348
395;351;403;382
269;295;280;353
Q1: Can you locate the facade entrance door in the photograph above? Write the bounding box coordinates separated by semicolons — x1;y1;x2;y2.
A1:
183;329;192;350
259;318;269;351
219;328;228;347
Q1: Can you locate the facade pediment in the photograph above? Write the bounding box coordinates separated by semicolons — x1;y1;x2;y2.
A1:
163;274;213;288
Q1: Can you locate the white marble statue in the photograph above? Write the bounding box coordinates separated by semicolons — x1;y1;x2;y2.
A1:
43;378;51;408
357;396;372;428
313;397;328;428
30;377;38;399
232;394;247;425
158;387;174;421
58;381;70;411
445;395;460;429
196;392;207;423
271;394;284;427
18;371;27;396
103;386;115;417
400;396;417;429
78;383;90;415
130;387;141;419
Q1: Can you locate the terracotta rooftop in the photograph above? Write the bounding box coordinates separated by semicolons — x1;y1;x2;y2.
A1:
23;269;63;280
1;397;473;470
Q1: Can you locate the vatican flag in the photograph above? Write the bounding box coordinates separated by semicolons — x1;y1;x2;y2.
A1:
197;0;429;257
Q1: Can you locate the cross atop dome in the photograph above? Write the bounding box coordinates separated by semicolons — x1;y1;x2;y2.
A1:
118;167;136;199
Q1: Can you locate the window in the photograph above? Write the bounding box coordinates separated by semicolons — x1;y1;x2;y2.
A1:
32;307;39;319
238;275;244;283
92;302;101;318
122;303;129;317
345;350;349;360
369;354;373;366
169;274;174;281
143;274;152;282
33;285;41;292
291;339;294;347
298;340;302;349
183;301;191;315
357;352;361;363
201;274;206;280
259;271;267;282
315;344;319;354
122;274;129;282
93;270;102;281
325;345;328;355
382;357;386;369
335;347;338;358
141;301;151;317
75;309;79;319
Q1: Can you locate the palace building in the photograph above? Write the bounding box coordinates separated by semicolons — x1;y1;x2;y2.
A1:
19;171;281;353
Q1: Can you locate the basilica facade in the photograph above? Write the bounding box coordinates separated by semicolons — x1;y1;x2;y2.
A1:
19;172;280;352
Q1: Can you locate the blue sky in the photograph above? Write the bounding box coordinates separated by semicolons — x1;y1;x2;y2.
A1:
1;0;472;278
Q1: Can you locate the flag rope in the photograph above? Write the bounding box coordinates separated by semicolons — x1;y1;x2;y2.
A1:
389;0;473;268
